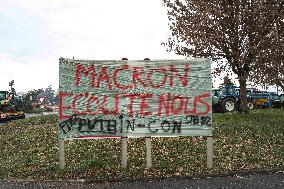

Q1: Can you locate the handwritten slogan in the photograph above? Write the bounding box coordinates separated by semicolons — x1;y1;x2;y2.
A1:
59;58;212;139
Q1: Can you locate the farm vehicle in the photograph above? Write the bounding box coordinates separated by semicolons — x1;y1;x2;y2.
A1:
212;86;255;112
281;94;284;107
212;86;283;113
246;89;282;108
0;91;25;123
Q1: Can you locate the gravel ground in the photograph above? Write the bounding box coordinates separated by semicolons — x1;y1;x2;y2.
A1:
1;171;283;189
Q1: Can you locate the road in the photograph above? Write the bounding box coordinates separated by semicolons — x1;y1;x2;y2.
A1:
0;171;283;189
25;113;44;118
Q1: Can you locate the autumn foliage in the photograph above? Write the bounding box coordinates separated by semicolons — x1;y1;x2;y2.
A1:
163;0;283;112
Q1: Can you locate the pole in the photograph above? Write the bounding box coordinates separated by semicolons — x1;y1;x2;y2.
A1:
206;136;213;169
143;58;152;168
120;57;128;168
121;137;128;168
59;138;65;169
145;136;152;168
144;58;152;168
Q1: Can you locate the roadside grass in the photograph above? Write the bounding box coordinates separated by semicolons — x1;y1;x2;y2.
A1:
0;109;283;180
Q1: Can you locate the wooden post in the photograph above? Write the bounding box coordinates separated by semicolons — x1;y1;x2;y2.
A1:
206;136;213;169
145;137;152;168
144;58;152;168
120;57;128;169
59;138;65;169
121;137;128;168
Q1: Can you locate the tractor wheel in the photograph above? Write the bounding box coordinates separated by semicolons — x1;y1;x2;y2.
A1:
20;114;25;119
220;98;236;112
247;100;255;110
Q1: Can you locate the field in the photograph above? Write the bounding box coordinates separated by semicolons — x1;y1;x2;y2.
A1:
0;109;283;181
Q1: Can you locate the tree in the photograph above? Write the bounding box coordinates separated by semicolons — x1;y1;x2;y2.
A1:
44;85;56;105
54;91;59;105
222;76;234;87
251;19;284;92
9;80;16;95
163;0;283;112
23;88;44;112
22;86;58;112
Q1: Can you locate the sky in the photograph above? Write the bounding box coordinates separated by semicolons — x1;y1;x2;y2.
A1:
0;0;188;92
0;0;278;93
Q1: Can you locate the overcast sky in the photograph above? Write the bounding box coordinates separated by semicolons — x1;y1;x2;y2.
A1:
0;0;278;93
0;0;190;92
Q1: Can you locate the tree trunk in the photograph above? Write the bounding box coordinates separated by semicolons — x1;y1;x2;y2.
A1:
239;76;248;113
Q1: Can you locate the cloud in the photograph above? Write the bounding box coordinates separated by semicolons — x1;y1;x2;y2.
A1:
0;0;184;92
0;53;59;92
0;1;50;61
6;0;178;59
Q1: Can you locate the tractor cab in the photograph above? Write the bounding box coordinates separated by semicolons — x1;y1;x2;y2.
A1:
0;91;9;100
0;90;25;122
0;91;10;105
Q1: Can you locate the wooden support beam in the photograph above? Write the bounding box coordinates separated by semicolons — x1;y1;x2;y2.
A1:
206;136;213;169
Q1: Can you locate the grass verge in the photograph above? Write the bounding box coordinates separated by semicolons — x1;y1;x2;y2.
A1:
0;109;283;180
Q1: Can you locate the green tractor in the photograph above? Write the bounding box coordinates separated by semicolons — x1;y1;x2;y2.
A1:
0;90;25;123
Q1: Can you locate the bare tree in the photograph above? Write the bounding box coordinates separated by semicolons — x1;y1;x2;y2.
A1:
163;0;283;112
